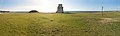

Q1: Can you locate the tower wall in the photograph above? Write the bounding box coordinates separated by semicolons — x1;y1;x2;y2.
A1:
56;4;64;13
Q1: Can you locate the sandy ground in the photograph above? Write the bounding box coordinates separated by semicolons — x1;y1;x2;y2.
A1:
99;18;119;24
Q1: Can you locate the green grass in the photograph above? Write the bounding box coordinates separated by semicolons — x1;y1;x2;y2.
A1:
0;12;120;36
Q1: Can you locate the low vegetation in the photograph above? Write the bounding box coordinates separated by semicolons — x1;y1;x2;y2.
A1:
0;12;120;36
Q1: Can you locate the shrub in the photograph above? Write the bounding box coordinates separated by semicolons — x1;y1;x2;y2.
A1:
29;10;39;13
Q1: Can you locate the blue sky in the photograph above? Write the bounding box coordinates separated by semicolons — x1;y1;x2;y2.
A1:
0;0;120;12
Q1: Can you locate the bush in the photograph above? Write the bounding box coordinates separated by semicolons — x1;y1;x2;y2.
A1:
29;10;39;13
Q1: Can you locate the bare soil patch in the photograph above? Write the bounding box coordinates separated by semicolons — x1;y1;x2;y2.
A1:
99;18;118;24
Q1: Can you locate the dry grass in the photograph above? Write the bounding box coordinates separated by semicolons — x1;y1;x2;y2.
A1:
0;12;120;36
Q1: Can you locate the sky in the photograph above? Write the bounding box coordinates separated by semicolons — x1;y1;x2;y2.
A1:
0;0;120;13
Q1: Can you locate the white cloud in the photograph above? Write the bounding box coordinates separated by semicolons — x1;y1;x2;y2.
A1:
2;0;96;12
2;5;58;13
2;0;61;13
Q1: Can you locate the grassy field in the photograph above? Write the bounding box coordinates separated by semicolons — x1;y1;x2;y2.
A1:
0;12;120;36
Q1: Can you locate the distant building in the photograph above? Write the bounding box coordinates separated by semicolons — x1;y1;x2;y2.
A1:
56;4;64;13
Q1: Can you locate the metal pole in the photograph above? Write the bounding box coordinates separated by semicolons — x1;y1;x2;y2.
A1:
102;6;104;16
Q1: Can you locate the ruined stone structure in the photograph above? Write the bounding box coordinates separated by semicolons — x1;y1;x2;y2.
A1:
56;4;64;13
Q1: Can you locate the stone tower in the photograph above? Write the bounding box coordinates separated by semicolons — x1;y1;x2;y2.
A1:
56;4;64;13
